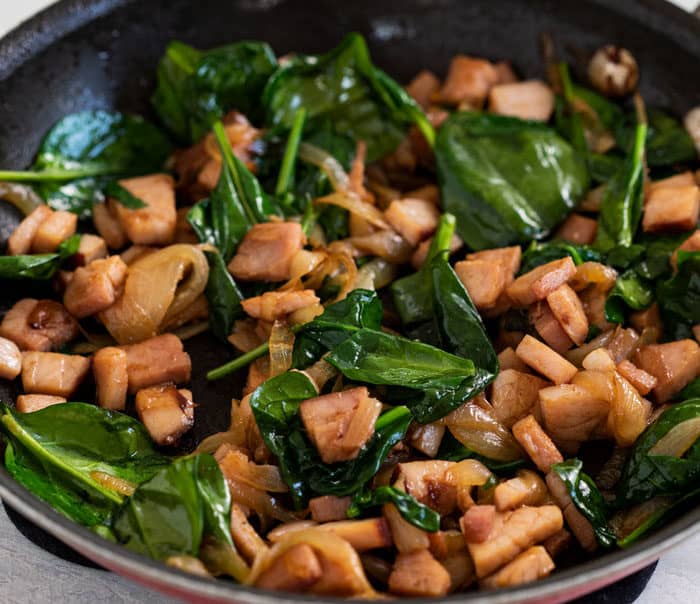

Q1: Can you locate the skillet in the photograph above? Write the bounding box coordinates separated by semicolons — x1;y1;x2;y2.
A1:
0;0;699;601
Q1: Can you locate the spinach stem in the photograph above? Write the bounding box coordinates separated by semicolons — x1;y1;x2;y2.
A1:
300;201;319;236
426;213;456;263
557;62;588;156
0;167;109;182
275;108;306;196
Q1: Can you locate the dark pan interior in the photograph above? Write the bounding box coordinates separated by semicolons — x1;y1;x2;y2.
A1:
1;0;700;602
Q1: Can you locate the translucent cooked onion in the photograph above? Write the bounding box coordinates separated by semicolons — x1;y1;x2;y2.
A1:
445;459;493;489
355;258;398;291
565;329;616;367
649;417;700;457
569;262;618;293
267;520;317;543
0;182;43;216
247;527;375;597
199;537;250;582
219;447;288;493
347;230;414;264
609;374;650;447
445;402;524;462
100;244;209;344
166;556;211;577
269;321;294;377
315;192;389;230
298;142;351;192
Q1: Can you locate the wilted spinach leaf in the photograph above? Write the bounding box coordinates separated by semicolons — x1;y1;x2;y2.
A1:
203;251;244;341
436;112;589;250
103;181;147;209
605;269;654;324
347;486;439;532
0;234;80;280
520;241;602;274
656;251;700;340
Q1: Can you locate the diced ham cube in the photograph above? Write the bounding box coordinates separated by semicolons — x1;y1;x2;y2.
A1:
135;384;194;446
31;210;78;253
15;394;67;413
394;460;457;515
121;334;191;394
112;174;177;245
490;369;549;428
0;336;22;380
466;505;563;578
255;543;323;592
497;347;529;372
410;422;446;457
488;80;554;121
455;259;508;309
435;55;499;106
555;213;598;245
643;184;700;233
300;387;381;464
228;222;304;282
241;290;320;323
406;70;441;109
388;550;451;598
197;159;220;191
93;202;127;249
21;351;90;397
530;301;574;354
546;284;589;346
384;198;440;246
512;415;564;473
74;234;108;266
538;384;610;443
0;298;79;351
616;359;658;396
635;340;700;402
506;257;576;307
63;256;128;318
460;505;495;543
515;335;578;384
7;205;53;255
93;347;129;410
648;171;696;194
309;496;352;523
466;246;522;281
479;545;554;589
546;472;597;552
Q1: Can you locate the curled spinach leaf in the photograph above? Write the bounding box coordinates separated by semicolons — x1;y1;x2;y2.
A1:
347;486;439;532
604;269;654;324
0;234;80;280
520;241;602;274
656;251;700;340
436;112;589;250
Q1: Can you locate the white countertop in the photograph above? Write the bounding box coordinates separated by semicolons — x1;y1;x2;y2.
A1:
0;1;698;602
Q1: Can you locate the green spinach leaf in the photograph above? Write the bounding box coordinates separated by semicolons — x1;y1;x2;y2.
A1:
103;181;147;209
605;269;654;324
520;241;602;274
657;251;700;340
203;250;244;341
0;234;80;280
347;486;439;532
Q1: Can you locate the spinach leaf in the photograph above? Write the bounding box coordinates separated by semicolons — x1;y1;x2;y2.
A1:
103;181;147;209
152;40;277;142
0;234;80;280
605;269;654;324
551;459;616;547
0;111;171;218
292;288;383;369
436;112;589;250
520;241;602;274
249;371;411;506
657;251;700;340
588;152;625;183
347;486;439;532
0;402;169;526
617;399;700;505
263;33;432;162
437;431;527;473
204;251;244;341
595;122;646;251
113;454;233;561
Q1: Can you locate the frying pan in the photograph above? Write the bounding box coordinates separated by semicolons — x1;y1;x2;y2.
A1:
0;0;699;602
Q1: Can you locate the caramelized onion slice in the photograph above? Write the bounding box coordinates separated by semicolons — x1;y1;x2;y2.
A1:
298;142;350;192
649;417;700;457
269;321;295;377
316;192;389;230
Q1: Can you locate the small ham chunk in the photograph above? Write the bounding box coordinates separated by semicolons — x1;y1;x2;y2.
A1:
538;384;610;443
93;347;129;410
556;214;598;245
309;496;352;523
394;460;457;515
112;174;177;245
648;171;696;193
467;505;563;578
384;198;440;246
21;351;90;397
643;184;700;233
460;505;495;544
497;347;528;372
0;298;79;351
530;302;573;354
506;257;576;307
229;222;304;282
546;472;597;552
7;205;53;255
388;550;451;598
63;256;128;318
15;394;66;413
488;80;554;121
93;202;127;249
241;290;320;323
466;246;522;281
455;259;507;309
480;546;555;589
406;70;441;109
512;415;564;473
75;234;108;265
516;335;578;384
320;518;392;552
135;384;194;446
635;340;700;402
435;55;499;106
122;334;192;394
491;369;548;428
31;211;78;253
0;336;22;380
616;360;658;396
300;387;381;464
410;422;446;458
546;284;589;346
255;543;323;592
493;470;547;511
